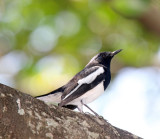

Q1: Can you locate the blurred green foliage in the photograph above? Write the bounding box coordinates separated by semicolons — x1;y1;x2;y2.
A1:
111;0;151;17
0;0;160;96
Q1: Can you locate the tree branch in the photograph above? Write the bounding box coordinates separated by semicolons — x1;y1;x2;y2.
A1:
0;83;142;139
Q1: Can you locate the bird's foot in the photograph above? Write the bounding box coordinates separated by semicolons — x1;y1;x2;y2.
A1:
84;111;104;119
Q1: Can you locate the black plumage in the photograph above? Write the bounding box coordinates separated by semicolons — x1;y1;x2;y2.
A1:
36;49;122;115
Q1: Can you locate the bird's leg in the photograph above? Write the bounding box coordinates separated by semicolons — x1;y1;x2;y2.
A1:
80;100;99;116
77;102;84;113
83;104;99;117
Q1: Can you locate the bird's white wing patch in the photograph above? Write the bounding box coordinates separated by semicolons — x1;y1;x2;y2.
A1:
63;67;104;99
78;67;104;84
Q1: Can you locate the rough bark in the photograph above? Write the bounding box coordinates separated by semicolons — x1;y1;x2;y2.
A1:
0;83;142;139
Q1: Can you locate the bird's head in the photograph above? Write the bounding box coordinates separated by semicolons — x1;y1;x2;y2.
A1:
86;49;122;67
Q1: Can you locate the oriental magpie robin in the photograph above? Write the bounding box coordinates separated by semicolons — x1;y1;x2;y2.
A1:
36;49;122;116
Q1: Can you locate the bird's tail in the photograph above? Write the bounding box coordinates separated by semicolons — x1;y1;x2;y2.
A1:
35;87;64;104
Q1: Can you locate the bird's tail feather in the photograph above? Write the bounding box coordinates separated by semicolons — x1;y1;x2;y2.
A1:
35;87;64;104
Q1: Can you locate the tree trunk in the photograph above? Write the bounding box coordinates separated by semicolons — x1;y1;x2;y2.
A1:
0;83;142;139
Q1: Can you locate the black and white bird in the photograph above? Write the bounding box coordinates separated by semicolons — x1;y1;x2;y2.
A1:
36;49;122;115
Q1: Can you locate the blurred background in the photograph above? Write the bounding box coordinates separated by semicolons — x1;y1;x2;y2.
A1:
0;0;160;138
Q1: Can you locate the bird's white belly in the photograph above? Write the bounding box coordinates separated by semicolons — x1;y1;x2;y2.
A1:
68;81;104;105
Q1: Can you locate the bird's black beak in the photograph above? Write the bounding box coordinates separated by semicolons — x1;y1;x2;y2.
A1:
111;49;122;57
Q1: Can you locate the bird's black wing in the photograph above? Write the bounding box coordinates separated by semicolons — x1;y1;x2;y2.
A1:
59;65;106;106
